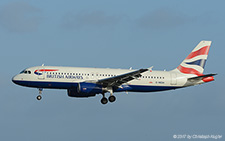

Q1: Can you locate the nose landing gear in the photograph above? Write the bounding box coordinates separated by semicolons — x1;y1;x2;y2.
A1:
37;95;42;100
37;88;43;100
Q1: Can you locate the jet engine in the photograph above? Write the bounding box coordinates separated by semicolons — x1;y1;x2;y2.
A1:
67;82;103;97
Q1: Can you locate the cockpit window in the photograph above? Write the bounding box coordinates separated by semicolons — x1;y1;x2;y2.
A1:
20;70;31;74
20;70;25;74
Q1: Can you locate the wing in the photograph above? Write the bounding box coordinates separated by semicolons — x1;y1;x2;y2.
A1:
96;68;148;87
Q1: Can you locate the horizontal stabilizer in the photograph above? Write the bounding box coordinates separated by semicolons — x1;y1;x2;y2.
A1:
188;73;217;82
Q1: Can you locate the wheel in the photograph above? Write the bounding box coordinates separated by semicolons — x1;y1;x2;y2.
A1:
101;97;108;104
109;95;116;103
37;95;42;100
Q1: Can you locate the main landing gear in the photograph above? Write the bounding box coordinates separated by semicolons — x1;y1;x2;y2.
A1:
37;88;43;100
100;89;116;105
101;95;116;104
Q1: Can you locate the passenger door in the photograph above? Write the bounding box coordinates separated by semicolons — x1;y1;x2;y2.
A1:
170;72;177;85
38;68;45;80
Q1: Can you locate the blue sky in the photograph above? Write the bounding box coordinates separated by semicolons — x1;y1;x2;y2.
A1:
0;0;224;140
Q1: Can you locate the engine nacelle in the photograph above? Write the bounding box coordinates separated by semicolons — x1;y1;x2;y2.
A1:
78;82;103;94
67;82;103;97
67;89;96;97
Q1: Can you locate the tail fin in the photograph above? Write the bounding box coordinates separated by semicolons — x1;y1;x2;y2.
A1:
174;41;212;76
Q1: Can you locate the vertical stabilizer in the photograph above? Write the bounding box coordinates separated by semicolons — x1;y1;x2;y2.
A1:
174;41;212;76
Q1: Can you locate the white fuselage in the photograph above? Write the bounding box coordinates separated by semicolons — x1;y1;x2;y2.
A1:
12;66;190;93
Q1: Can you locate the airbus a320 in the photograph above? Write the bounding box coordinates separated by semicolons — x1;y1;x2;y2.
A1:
12;41;216;104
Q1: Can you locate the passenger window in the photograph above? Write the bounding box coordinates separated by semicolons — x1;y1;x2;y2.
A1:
28;71;31;74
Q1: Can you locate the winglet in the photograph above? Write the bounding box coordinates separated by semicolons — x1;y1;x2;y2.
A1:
148;66;154;72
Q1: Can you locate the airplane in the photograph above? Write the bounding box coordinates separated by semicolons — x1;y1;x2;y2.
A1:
12;41;216;104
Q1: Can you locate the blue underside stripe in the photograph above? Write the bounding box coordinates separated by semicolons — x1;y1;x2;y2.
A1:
13;80;180;92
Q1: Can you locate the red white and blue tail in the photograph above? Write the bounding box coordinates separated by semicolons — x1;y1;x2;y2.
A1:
174;41;212;76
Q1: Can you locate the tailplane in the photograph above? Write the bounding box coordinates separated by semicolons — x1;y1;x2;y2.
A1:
174;41;212;76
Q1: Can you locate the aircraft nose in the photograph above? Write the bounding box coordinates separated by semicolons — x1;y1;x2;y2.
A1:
12;75;19;84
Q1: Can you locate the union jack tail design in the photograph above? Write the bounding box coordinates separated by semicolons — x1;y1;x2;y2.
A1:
175;41;212;76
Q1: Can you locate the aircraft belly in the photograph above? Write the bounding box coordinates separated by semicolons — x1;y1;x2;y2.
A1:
115;84;180;92
14;80;78;89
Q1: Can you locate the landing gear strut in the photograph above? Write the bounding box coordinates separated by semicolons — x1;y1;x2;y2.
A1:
37;88;43;100
108;88;116;103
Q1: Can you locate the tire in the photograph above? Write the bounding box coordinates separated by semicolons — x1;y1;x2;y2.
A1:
109;95;116;103
101;97;108;104
37;95;42;100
